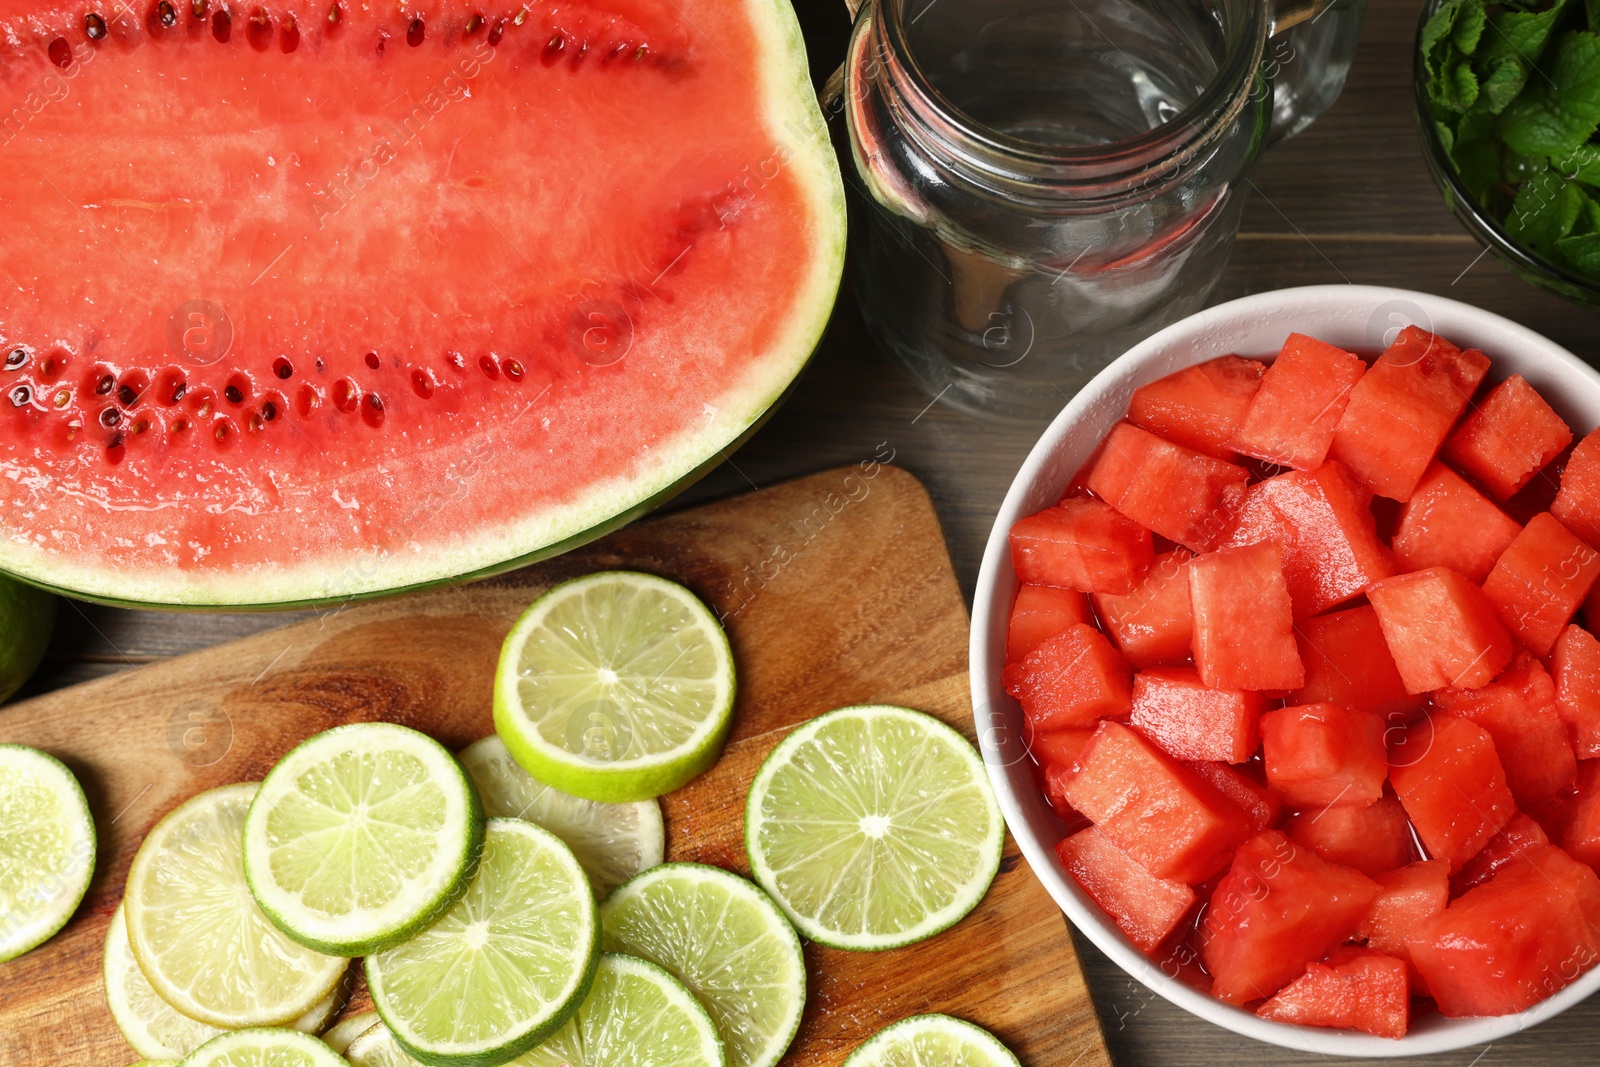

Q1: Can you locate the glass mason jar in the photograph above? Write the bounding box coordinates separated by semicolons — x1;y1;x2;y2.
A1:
844;0;1368;421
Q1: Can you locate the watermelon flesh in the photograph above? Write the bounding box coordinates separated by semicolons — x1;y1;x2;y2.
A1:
0;0;845;605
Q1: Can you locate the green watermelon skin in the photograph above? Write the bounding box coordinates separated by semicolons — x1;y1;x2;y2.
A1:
0;0;845;608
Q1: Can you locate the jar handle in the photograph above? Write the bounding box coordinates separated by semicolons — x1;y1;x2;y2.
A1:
1262;0;1368;145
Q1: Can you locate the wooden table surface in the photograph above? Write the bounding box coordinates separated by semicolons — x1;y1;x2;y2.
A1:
13;3;1600;1065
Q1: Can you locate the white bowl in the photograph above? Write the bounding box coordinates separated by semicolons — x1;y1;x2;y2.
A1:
969;284;1600;1057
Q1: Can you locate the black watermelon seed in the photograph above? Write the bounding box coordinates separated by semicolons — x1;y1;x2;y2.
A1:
261;401;277;421
170;381;187;403
5;348;27;371
224;385;243;404
487;18;504;45
364;351;381;370
156;1;177;27
273;357;294;379
407;17;424;46
542;33;564;64
464;13;482;33
99;407;121;427
8;385;30;407
191;0;206;17
85;12;108;39
95;374;114;395
118;385;138;406
48;37;73;68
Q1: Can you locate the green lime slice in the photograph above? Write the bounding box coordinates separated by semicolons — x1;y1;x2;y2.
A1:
366;818;599;1067
516;953;724;1067
842;1015;1020;1067
350;955;724;1067
124;783;350;1029
242;722;485;956
744;705;1004;951
0;574;53;704
321;1012;379;1055
600;864;803;1067
493;571;736;803
104;903;349;1059
178;1028;347;1067
459;735;663;896
0;743;94;962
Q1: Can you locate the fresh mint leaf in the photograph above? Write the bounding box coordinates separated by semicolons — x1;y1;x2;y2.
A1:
1506;169;1590;255
1570;192;1600;233
1454;1;1489;54
1499;31;1600;156
1476;57;1531;112
1423;0;1469;79
1556;143;1600;183
1480;0;1572;64
1589;0;1600;31
1443;55;1483;112
1556;231;1600;277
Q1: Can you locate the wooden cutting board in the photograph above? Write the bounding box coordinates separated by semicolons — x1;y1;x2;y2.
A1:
0;465;1111;1067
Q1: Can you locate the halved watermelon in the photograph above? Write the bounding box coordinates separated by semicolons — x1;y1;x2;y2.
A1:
0;0;845;606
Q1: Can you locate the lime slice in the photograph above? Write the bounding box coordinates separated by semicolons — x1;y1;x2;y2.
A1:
366;817;599;1065
600;863;803;1067
242;722;485;956
105;904;349;1059
0;574;53;704
179;1028;347;1067
0;744;94;962
124;783;349;1028
344;1023;420;1067
744;705;1004;951
516;953;724;1067
842;1015;1020;1067
321;1012;379;1055
459;735;663;896
493;571;736;803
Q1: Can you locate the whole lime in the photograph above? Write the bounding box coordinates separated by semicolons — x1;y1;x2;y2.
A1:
0;574;54;703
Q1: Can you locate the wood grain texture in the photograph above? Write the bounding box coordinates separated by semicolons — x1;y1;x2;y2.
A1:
0;466;1110;1067
14;3;1600;1066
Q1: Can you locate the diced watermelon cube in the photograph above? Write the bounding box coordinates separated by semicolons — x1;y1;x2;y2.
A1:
1407;845;1600;1016
1189;541;1304;690
1555;624;1600;759
1367;567;1515;693
1433;654;1577;806
1087;422;1251;552
1026;725;1095;771
1009;497;1154;594
1056;826;1197;952
1062;721;1250;883
1358;859;1449;978
1042;761;1079;821
1390;716;1516;871
1286;791;1416;875
1442;375;1573;501
1453;811;1552;894
1482;512;1600;657
1256;952;1410;1040
1552;428;1600;548
1091;549;1193;669
1391;462;1524;584
1223;461;1395;618
1230;333;1367;471
1564;760;1600;872
1200;830;1381;1004
1006;584;1094;664
1003;624;1132;730
1288;605;1422;720
1260;703;1388;809
1129;667;1263;763
1186;760;1282;834
1127;355;1264;459
1328;326;1491;501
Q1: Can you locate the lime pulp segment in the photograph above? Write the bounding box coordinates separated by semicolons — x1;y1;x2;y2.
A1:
493;571;736;803
321;1012;381;1055
0;744;95;962
243;722;485;956
600;863;804;1067
365;818;599;1067
123;783;350;1029
744;705;1004;951
841;1014;1021;1067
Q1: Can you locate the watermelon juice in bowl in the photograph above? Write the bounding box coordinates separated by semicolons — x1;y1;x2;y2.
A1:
970;284;1600;1056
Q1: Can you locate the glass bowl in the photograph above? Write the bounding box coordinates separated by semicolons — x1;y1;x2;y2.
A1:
1412;0;1600;312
